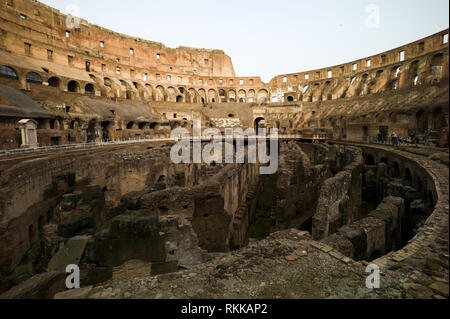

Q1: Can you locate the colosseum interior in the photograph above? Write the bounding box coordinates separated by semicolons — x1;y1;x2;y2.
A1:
0;0;448;300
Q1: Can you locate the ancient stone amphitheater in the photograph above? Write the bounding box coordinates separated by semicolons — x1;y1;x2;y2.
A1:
0;0;448;299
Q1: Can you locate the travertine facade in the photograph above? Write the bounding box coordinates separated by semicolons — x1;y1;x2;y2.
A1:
0;0;448;150
0;0;448;300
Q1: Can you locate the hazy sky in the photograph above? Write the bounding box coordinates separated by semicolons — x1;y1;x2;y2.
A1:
40;0;449;82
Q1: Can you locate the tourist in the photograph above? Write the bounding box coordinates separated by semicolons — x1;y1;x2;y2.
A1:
392;132;399;146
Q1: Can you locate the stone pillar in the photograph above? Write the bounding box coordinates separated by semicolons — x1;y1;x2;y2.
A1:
18;119;39;148
427;112;433;131
80;124;88;143
94;124;103;143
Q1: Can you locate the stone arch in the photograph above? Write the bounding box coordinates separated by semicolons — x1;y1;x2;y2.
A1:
430;53;444;82
237;90;246;103
155;85;166;101
85;83;95;95
101;121;113;141
247;89;256;102
208;89;217;103
228;90;236;102
416;109;428;132
376;113;386;124
254;117;265;131
198;89;207;104
87;119;97;142
188;88;198;103
104;77;112;88
0;65;18;80
365;154;375;166
67;80;80;93
69;118;81;130
388;112;397;123
26;72;43;84
432;107;445;131
167;87;177;102
144;84;153;100
48;77;61;88
257;89;269;103
408;60;420;86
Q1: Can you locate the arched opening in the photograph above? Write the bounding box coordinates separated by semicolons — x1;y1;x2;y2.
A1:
0;65;18;80
389;112;397;123
176;95;183;102
254;117;265;131
362;126;369;142
432;107;444;131
126;90;132;100
26;72;43;84
409;60;419;86
49;119;56;130
365;154;375;166
287;96;294;102
87;119;97;142
85;83;95;95
416;109;428;133
157;175;166;184
68;80;80;93
101;121;111;141
69;118;80;130
392;162;400;178
404;168;412;184
431;53;444;82
48;77;61;88
126;122;135;129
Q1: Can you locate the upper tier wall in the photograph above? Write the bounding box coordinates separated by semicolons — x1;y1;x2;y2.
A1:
0;0;448;105
269;29;449;86
0;0;240;79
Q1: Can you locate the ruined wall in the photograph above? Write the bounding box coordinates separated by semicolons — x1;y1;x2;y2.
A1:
0;141;193;273
0;139;261;277
310;145;363;240
319;144;438;261
322;196;405;261
0;0;447;151
273;142;331;230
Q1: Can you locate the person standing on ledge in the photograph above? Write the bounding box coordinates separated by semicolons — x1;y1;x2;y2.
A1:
392;132;399;146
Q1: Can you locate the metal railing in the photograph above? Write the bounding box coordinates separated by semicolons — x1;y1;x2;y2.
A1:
0;134;333;158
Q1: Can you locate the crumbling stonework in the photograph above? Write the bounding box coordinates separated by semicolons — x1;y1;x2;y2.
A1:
0;0;448;300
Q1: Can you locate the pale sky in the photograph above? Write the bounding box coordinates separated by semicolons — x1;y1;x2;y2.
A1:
40;0;449;82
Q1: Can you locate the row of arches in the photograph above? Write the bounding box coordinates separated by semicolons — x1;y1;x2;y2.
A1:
0;65;272;104
270;51;447;103
363;153;431;195
1;49;446;104
0;66;98;95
